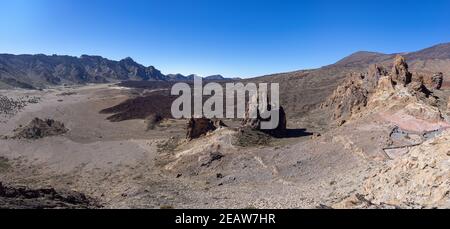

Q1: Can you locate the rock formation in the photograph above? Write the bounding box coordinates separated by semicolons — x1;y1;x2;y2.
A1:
323;55;445;126
407;81;433;98
241;94;287;134
186;118;226;140
431;72;444;90
365;64;389;92
13;118;68;139
376;75;396;92
414;72;444;90
321;73;369;125
391;55;412;87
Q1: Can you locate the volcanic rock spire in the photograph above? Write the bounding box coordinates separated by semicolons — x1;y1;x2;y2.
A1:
391;55;412;86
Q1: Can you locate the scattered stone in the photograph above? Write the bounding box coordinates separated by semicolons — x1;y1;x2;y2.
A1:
233;126;272;147
0;95;40;120
362;130;450;208
201;152;224;167
13;118;69;140
57;92;77;96
0;182;100;209
311;133;321;139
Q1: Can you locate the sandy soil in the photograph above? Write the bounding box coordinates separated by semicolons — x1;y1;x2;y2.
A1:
1;84;446;209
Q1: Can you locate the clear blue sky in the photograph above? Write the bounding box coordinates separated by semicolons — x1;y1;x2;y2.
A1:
1;0;450;78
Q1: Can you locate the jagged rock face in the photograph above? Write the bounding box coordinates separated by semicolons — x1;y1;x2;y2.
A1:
324;55;445;126
415;72;444;90
186;118;225;140
376;75;396;92
407;81;433;98
391;55;412;87
321;73;369;125
13;118;68;139
365;64;389;92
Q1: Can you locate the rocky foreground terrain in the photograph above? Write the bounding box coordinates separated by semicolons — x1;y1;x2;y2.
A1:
0;46;449;209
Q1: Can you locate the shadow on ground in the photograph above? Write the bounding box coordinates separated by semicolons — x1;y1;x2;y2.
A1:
270;128;313;139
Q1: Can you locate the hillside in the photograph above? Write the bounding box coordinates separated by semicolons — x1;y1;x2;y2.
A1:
254;42;450;121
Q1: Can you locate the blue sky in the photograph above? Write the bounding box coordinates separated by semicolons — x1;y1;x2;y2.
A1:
1;0;450;78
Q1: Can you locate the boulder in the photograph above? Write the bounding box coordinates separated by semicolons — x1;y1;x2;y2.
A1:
186;118;224;140
391;55;412;87
241;93;287;134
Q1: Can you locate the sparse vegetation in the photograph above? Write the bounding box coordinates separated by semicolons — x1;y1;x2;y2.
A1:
157;137;181;153
145;114;163;131
0;157;10;173
233;127;272;147
160;205;175;209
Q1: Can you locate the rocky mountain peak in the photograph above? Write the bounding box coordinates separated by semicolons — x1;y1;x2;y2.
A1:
120;57;137;64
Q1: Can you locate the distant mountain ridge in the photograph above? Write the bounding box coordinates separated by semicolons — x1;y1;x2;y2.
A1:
166;73;234;81
0;54;232;89
334;43;450;74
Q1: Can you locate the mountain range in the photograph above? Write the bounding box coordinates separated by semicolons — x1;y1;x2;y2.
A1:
1;42;449;89
0;54;230;89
